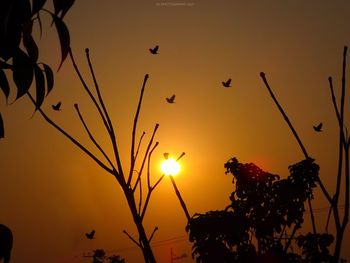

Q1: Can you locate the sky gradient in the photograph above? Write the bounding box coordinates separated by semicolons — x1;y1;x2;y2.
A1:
1;1;350;262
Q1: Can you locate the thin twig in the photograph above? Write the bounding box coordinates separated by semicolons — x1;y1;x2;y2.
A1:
325;205;332;232
308;197;317;234
260;72;318;235
84;48;125;180
69;49;125;182
74;103;116;171
123;230;141;248
284;224;299;253
260;72;309;158
332;47;348;247
332;45;350;263
132;124;159;191
176;152;186;161
69;49;110;133
128;74;149;186
148;226;158;243
147;143;159;189
170;175;191;221
328;77;341;123
140;142;160;221
341;142;349;230
152;174;165;192
135;132;146;161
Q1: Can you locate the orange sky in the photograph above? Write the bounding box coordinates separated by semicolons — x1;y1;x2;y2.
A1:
1;1;350;262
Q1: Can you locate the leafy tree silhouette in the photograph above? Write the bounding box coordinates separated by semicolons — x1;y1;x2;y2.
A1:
186;158;334;262
0;0;74;138
185;47;350;263
85;249;125;263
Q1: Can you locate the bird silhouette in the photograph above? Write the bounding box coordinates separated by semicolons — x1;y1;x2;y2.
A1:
149;45;159;54
166;95;175;103
52;102;62;111
85;230;95;239
313;122;323;132
222;78;232;88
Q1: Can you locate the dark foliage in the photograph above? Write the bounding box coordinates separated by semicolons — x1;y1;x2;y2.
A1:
0;224;13;263
0;0;74;138
89;249;125;263
186;157;336;263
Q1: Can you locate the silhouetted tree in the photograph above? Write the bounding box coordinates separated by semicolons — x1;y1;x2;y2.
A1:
186;47;349;263
0;0;75;138
186;158;335;262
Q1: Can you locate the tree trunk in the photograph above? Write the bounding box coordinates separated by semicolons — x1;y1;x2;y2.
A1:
124;187;157;263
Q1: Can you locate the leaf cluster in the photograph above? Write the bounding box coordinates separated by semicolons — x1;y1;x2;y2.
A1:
186;157;335;263
89;249;125;263
0;0;74;138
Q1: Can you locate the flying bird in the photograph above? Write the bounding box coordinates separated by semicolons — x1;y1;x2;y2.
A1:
313;122;323;132
166;94;175;104
52;102;62;111
85;230;95;240
222;78;232;88
163;153;169;160
149;45;159;54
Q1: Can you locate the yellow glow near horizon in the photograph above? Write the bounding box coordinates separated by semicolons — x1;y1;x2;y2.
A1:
160;158;181;176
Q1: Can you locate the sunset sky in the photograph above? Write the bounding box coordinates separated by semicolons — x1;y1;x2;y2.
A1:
1;1;350;262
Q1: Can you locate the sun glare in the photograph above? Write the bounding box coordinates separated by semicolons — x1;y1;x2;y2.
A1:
160;158;181;176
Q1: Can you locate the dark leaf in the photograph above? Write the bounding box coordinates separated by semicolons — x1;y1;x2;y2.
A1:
34;64;45;110
0;0;31;60
23;35;38;61
43;63;54;95
17;0;32;24
32;0;47;15
52;15;70;71
53;0;75;19
0;69;10;100
53;0;62;16
60;0;75;19
0;112;4;139
37;12;43;38
0;61;13;69
13;49;34;99
0;4;22;60
23;21;39;62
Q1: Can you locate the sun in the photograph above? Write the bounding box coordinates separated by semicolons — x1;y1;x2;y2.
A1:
160;158;181;176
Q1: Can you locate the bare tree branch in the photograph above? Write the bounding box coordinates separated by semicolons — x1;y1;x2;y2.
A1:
132;124;159;191
260;72;309;159
84;48;125;181
135;131;146;161
26;93;114;175
260;72;319;235
74;103;117;172
69;49;110;133
140;142;160;221
147;143;159;189
148;226;158;243
128;74;149;186
123;230;141;248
